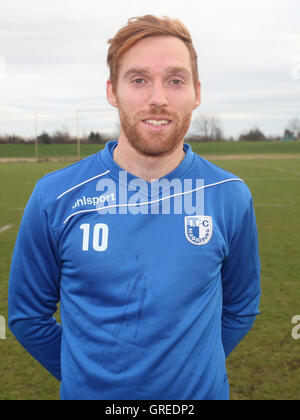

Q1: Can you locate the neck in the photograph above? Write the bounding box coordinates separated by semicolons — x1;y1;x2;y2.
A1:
113;137;186;182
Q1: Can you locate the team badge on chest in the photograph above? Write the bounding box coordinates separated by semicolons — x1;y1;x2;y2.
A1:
185;216;213;246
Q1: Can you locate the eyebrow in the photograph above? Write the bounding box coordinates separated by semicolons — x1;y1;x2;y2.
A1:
122;67;149;80
166;66;191;78
123;66;191;80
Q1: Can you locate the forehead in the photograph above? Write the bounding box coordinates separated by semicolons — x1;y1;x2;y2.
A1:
118;36;193;76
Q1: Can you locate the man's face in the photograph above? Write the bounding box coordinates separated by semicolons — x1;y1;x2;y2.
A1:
107;36;201;157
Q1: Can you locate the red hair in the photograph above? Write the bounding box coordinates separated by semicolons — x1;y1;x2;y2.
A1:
107;15;199;93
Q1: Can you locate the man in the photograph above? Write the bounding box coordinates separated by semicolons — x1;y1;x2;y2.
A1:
8;15;260;400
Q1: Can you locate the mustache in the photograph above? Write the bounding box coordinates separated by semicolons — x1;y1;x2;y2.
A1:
138;108;176;120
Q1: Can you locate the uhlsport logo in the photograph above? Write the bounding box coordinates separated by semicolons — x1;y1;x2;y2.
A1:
185;216;213;246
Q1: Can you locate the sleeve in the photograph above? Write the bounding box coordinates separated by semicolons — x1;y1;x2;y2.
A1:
8;182;62;381
221;186;261;358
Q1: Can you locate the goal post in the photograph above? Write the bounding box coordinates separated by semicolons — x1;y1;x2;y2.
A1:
34;110;38;161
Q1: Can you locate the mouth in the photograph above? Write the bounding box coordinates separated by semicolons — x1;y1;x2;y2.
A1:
142;118;172;129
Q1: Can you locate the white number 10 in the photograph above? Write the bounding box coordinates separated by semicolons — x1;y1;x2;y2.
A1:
80;223;109;252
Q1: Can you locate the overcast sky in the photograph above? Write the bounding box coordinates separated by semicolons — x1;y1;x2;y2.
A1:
0;0;300;139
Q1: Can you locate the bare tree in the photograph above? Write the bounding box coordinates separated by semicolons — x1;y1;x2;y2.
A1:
239;128;266;142
192;114;224;141
287;118;300;139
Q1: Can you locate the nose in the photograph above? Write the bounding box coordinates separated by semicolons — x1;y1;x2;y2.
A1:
147;81;168;108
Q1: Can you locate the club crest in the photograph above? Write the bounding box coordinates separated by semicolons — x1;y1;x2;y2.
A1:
185;216;213;246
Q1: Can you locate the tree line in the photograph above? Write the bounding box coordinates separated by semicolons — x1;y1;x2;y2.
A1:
0;116;299;144
0;130;116;145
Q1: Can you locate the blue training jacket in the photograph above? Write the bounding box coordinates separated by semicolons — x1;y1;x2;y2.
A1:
8;141;261;400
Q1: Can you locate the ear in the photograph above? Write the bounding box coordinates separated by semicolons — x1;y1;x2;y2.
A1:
106;80;118;108
193;81;201;110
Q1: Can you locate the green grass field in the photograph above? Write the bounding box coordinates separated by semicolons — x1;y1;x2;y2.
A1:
1;140;300;159
1;142;300;400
